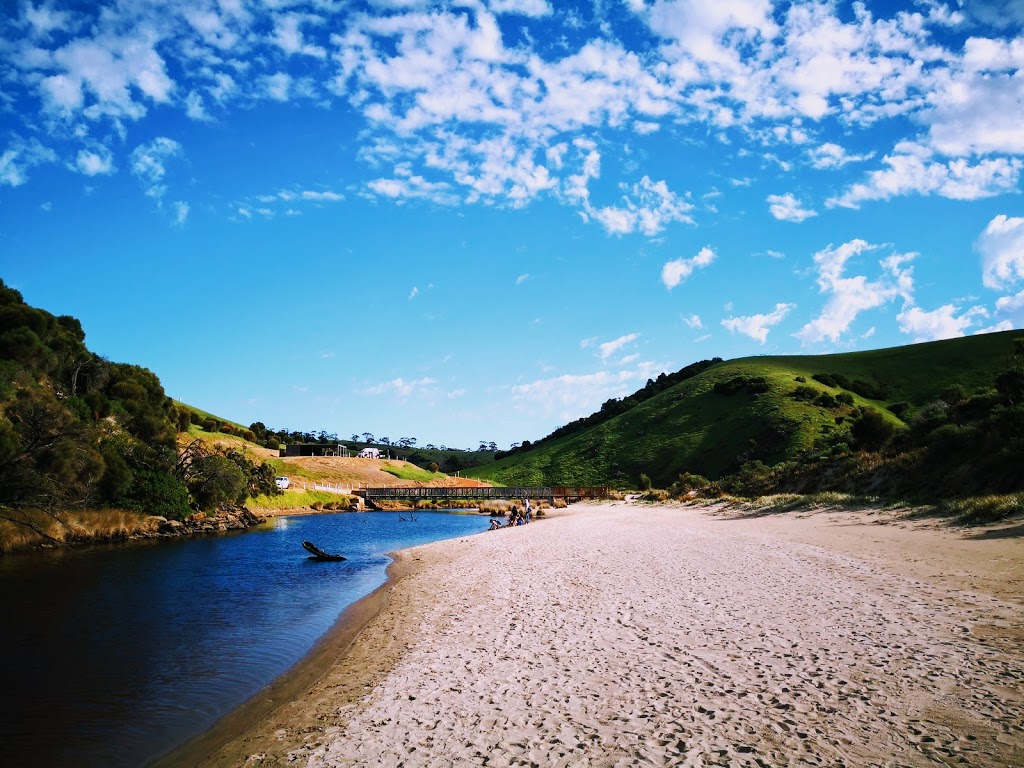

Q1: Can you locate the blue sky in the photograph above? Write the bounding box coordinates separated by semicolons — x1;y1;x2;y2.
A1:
2;0;1023;450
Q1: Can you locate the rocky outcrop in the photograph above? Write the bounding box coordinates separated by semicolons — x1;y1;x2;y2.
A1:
148;506;267;538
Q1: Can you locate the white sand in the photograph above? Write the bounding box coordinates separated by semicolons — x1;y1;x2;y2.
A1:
188;503;1024;767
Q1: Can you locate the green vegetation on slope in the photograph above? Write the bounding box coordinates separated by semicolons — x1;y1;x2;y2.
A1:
0;280;280;546
470;331;1023;497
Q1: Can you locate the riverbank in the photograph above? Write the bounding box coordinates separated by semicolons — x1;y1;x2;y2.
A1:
158;502;1024;767
0;505;269;554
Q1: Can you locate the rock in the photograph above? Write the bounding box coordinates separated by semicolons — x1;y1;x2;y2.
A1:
158;519;184;534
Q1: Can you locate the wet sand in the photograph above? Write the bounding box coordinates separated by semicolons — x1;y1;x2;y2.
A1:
158;502;1024;767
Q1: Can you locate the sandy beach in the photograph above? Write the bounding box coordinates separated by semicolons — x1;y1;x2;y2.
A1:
164;503;1024;768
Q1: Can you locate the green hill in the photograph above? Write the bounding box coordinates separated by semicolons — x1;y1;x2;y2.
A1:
469;331;1023;491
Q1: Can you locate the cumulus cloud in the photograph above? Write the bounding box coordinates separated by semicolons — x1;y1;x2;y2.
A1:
173;200;189;226
767;193;817;222
722;303;795;344
661;246;716;290
794;240;915;345
73;147;115;176
977;214;1024;290
897;304;989;342
828;143;1022;208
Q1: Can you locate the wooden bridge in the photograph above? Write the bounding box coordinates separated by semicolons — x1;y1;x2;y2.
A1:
357;486;610;502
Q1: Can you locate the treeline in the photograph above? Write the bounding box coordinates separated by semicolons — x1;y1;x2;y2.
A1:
0;280;279;540
495;357;722;460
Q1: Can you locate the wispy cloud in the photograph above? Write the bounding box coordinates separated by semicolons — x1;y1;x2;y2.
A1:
597;333;640;361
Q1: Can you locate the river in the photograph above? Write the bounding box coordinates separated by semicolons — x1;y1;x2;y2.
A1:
0;510;491;767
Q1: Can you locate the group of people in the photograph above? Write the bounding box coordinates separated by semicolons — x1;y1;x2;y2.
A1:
489;498;534;529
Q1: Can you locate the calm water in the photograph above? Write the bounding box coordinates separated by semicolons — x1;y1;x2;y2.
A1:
0;511;489;768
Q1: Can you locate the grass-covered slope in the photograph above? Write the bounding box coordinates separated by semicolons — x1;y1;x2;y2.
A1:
470;331;1022;489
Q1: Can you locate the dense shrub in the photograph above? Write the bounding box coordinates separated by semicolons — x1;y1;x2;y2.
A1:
812;373;837;388
850;409;898;451
715;375;769;395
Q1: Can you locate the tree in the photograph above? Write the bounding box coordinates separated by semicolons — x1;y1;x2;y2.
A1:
362;432;375;444
351;433;360;443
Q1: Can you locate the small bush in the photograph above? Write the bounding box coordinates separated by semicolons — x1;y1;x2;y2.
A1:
792;385;819;402
670;472;711;495
812;373;837;388
836;392;855;406
794;376;806;383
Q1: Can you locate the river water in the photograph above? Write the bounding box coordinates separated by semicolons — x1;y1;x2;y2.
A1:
0;511;490;767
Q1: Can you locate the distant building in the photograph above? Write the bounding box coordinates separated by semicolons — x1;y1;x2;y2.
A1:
281;444;350;458
357;447;381;459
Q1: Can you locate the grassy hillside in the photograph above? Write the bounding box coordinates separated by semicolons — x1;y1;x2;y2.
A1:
470;331;1022;489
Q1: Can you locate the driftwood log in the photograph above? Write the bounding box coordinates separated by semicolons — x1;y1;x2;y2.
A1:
302;540;346;561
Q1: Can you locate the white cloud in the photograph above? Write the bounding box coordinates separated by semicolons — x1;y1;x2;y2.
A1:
722;303;795;344
489;0;551;17
73;147;114;176
794;240;916;345
975;320;1015;334
996;289;1024;314
897;304;988;342
682;313;702;329
263;72;291;101
828;143;1022;208
808;142;874;169
363;376;438;398
173;200;189;226
0;137;57;186
583;176;694;236
408;286;419;300
767;193;817;222
273;14;327;59
515;273;530;285
597;332;640;361
661;246;716;290
129;137;182;200
977;214;1024;290
511;361;665;421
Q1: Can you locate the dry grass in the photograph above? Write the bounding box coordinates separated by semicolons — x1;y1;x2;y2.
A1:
477;499;518;515
0;508;161;553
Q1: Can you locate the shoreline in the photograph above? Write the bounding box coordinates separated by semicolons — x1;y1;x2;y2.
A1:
149;548;422;768
154;502;1023;767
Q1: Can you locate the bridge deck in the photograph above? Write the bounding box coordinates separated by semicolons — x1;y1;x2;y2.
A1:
361;486;609;500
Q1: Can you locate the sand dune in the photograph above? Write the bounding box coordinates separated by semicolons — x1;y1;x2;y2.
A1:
181;503;1023;768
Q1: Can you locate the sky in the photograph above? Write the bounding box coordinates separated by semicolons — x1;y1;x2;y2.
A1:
1;0;1024;451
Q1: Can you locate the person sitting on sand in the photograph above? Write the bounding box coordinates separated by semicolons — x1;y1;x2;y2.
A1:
489;519;501;530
